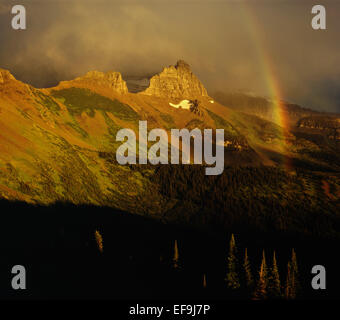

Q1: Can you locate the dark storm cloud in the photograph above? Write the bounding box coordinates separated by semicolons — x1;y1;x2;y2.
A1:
0;0;339;112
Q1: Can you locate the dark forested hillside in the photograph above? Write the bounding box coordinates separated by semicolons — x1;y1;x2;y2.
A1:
0;199;338;300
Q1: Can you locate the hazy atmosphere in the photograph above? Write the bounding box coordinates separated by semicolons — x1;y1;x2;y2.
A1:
0;0;339;112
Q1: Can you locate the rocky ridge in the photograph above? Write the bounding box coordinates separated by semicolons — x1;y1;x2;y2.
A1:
60;70;128;95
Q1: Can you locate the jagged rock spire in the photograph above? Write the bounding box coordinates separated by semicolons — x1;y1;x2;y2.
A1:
175;60;191;71
140;60;208;99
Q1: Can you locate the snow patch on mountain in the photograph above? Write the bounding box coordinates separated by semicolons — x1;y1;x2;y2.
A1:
169;99;193;110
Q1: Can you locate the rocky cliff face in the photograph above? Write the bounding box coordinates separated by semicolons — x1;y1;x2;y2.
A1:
140;60;208;99
62;70;129;94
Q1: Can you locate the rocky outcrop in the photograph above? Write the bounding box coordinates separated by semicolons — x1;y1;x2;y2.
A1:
140;60;208;99
0;69;16;84
68;70;128;94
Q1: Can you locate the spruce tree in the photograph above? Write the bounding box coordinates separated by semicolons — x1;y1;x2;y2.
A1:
253;250;268;300
285;261;293;299
94;230;103;253
173;239;179;269
268;251;281;298
225;234;240;289
291;249;300;296
243;248;254;289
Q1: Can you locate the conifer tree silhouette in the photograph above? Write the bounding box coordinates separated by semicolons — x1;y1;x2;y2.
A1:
291;249;300;296
253;250;268;300
285;261;293;299
94;230;103;253
173;239;180;269
285;249;300;299
268;251;281;298
243;248;254;289
225;234;240;289
203;273;207;288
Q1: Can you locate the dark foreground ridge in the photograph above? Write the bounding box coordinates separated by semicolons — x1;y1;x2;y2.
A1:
0;199;339;300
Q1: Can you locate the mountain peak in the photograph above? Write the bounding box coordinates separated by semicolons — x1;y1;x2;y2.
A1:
57;70;128;94
0;69;16;84
75;70;128;94
140;60;208;99
175;60;191;71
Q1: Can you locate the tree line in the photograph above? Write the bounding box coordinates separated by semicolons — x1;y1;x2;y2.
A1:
172;234;301;300
150;165;340;237
225;234;300;300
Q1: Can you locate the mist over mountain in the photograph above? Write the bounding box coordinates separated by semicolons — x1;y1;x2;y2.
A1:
0;0;340;112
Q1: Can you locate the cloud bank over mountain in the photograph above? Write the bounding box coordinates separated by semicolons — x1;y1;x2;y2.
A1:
0;0;339;112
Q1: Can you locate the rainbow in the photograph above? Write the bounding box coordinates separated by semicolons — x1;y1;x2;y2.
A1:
240;2;293;171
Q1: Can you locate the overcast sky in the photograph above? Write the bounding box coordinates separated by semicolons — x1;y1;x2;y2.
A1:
0;0;339;112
